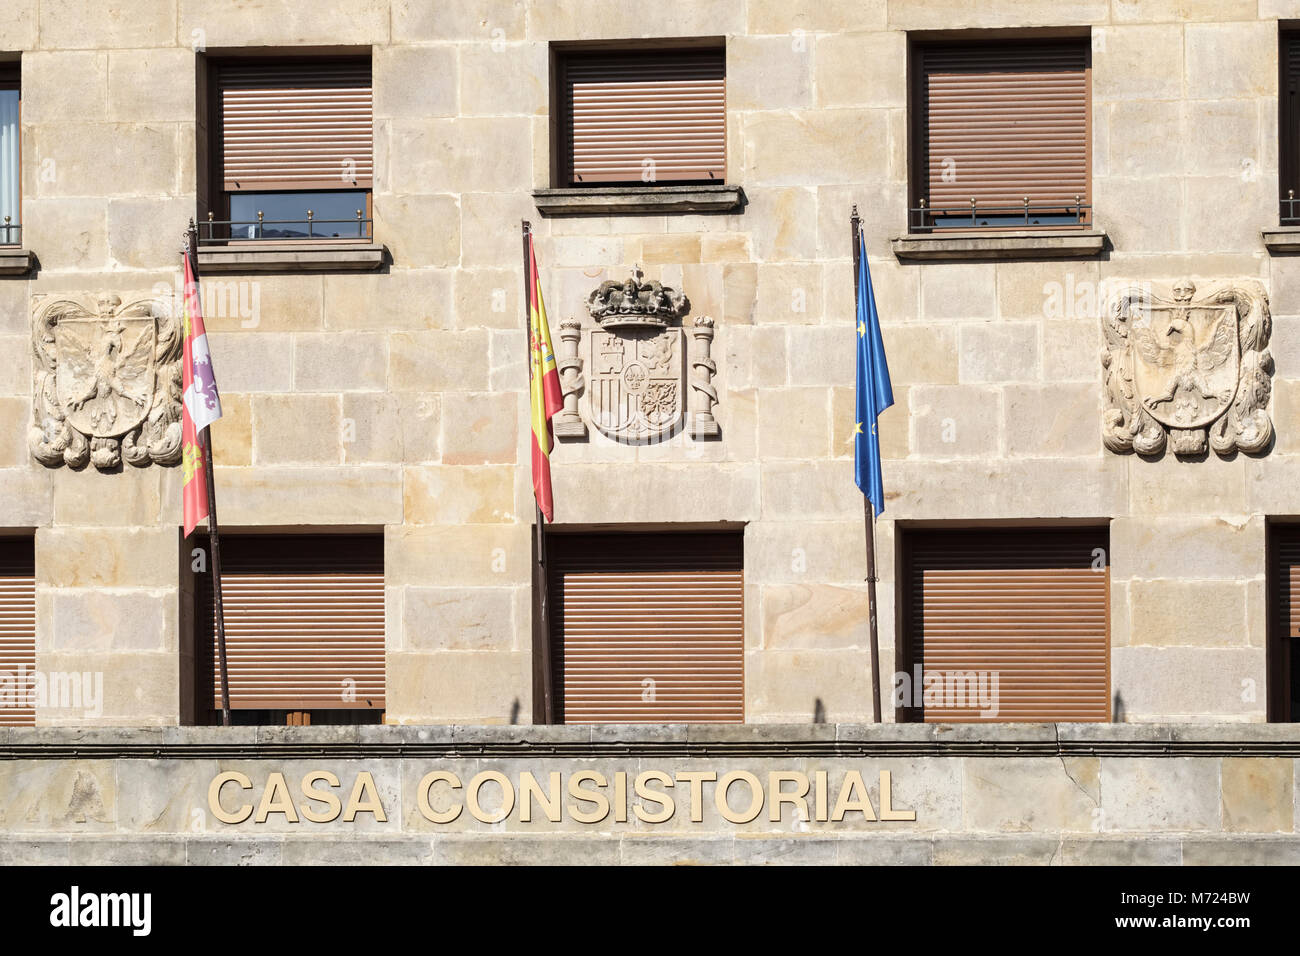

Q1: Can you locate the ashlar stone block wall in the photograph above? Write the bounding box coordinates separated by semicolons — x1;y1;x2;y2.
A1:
0;0;1296;725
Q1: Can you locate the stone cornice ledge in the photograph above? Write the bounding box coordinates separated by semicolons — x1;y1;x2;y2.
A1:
891;230;1107;261
533;184;745;216
0;247;35;276
3;723;1299;760
1262;226;1300;253
197;242;386;274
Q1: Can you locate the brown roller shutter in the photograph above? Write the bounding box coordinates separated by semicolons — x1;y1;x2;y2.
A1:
1281;34;1300;208
0;538;35;727
218;61;372;192
1268;525;1300;721
902;527;1109;722
199;535;384;711
549;531;743;723
560;49;726;185
915;40;1089;219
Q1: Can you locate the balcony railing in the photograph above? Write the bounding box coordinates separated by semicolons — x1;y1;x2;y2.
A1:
1282;191;1300;226
198;210;373;243
907;197;1092;232
0;216;19;246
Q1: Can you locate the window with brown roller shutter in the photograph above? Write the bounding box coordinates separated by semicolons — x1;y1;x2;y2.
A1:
196;534;384;724
900;527;1110;722
1268;524;1300;722
911;38;1091;228
0;537;35;727
547;530;744;723
557;48;726;186
1280;32;1300;222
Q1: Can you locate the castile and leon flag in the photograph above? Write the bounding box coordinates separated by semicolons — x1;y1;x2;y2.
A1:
180;249;223;537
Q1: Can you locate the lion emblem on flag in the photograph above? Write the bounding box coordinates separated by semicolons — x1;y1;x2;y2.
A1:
30;293;183;469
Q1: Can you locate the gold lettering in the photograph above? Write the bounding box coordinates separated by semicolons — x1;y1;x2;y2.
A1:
815;770;829;822
520;771;563;823
879;770;916;821
675;772;717;822
255;772;300;824
343;771;387;823
299;770;342;823
614;771;628;823
716;770;763;824
633;770;675;823
467;770;515;824
831;770;876;822
768;771;810;823
208;771;253;825
567;771;610;824
417;771;463;824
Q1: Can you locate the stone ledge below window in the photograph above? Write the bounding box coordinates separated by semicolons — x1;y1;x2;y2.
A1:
533;184;745;216
1262;226;1300;253
891;230;1108;261
0;247;35;276
196;242;386;274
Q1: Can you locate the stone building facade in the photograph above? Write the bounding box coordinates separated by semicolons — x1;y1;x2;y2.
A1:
2;0;1300;864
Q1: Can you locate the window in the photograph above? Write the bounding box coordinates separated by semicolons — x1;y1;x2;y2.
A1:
202;57;373;245
1267;524;1300;721
898;527;1109;722
908;38;1091;231
0;536;35;727
194;534;385;726
546;530;743;724
556;46;725;187
1281;32;1300;224
0;62;19;247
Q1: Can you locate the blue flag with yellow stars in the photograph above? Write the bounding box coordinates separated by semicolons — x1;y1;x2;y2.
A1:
854;228;894;516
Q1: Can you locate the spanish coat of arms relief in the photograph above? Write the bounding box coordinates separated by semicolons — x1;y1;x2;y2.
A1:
1102;278;1273;457
30;293;183;469
552;270;720;444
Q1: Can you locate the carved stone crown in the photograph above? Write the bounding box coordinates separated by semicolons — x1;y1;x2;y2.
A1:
587;268;688;330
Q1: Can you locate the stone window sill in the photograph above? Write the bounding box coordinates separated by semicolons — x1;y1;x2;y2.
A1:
196;242;386;274
533;184;745;216
890;229;1108;261
0;247;34;276
1262;226;1300;253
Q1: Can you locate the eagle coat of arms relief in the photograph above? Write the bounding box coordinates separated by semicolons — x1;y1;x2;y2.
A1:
1102;278;1273;457
30;294;183;469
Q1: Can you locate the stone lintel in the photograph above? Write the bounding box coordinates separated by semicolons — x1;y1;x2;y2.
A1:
890;230;1108;261
196;242;387;274
533;184;745;216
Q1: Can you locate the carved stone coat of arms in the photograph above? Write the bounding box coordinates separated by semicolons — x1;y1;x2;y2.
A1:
588;327;685;441
30;294;183;469
1102;278;1273;456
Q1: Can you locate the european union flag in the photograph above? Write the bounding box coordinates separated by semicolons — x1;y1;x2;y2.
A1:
853;228;894;516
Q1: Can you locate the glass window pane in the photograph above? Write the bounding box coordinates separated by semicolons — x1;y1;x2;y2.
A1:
227;191;367;239
0;89;19;244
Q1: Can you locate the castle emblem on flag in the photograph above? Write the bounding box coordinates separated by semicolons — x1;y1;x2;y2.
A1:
1102;278;1273;457
29;293;182;470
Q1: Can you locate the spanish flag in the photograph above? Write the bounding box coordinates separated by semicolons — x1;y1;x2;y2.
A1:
181;249;223;537
526;233;563;522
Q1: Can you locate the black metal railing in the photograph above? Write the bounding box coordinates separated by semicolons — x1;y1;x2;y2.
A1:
908;196;1091;232
0;215;19;246
1282;190;1300;226
197;209;373;243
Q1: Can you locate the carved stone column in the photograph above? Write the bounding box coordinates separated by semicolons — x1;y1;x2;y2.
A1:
554;317;587;440
688;315;720;439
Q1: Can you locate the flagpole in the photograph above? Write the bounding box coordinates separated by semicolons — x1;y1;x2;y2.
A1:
523;220;554;725
187;220;231;728
852;205;884;724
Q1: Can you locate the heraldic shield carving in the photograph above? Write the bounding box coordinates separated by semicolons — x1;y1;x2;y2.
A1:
584;270;691;443
30;294;183;470
1102;278;1273;457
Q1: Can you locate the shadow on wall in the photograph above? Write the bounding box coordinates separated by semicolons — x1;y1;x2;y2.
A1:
510;699;521;725
813;698;826;724
1113;691;1125;723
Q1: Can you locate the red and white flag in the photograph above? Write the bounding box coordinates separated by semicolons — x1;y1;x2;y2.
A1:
181;250;222;536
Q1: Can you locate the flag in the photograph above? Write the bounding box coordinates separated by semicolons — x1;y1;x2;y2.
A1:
853;228;894;517
181;249;223;537
526;233;563;522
